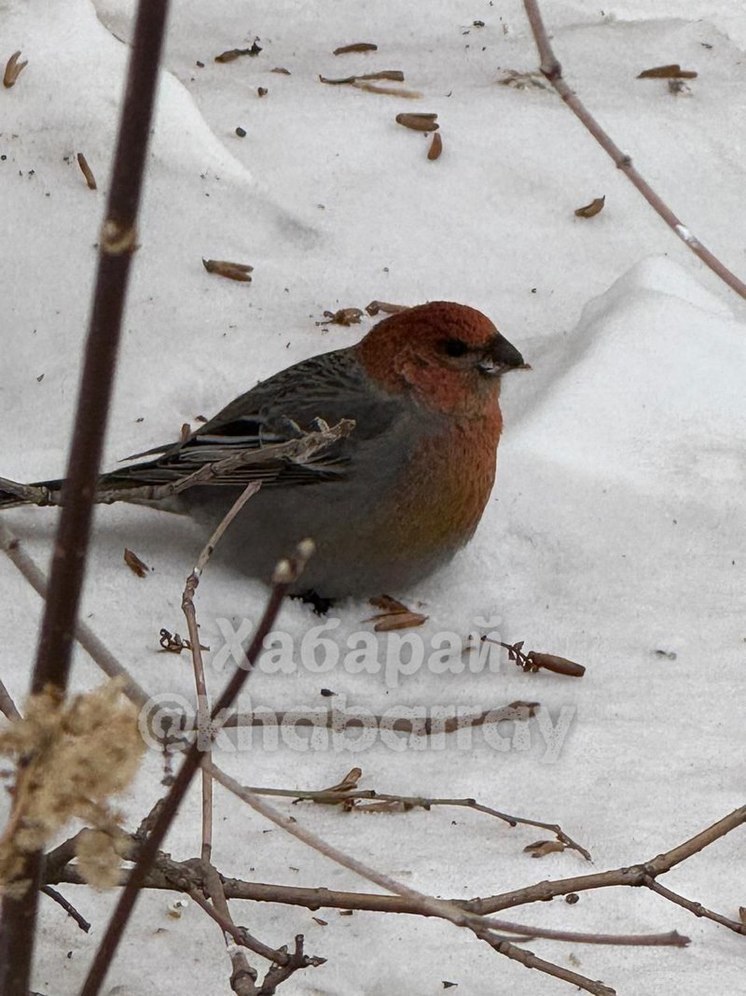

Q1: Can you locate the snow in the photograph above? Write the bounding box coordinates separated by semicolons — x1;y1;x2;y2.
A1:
1;1;744;994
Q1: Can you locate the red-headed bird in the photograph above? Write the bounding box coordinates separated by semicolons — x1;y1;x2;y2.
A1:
1;302;524;598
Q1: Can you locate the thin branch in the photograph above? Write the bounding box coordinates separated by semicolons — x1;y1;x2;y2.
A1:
0;419;354;508
643;878;745;935
217;780;589;861
79;543;311;996
0;675;22;721
198;865;259;996
469;806;746;916
206;762;620;994
40;886;91;933
0;1;171;990
0;522;150;708
522;0;746;299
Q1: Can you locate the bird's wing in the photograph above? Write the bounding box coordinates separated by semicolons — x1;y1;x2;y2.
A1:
109;346;404;490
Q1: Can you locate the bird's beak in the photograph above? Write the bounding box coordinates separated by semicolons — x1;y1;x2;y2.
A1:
477;333;526;376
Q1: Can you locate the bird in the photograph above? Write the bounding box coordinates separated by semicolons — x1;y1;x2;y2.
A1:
0;301;525;599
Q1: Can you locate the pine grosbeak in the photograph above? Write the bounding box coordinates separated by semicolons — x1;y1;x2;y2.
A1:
1;302;524;597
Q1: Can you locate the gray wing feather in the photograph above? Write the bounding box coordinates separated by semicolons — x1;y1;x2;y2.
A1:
107;346;404;490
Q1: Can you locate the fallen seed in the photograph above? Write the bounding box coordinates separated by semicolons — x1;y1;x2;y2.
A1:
396;112;439;131
3;50;27;88
333;42;378;55
574;195;605;219
76;152;97;190
637;63;697;79
427;131;443;160
202;258;254;282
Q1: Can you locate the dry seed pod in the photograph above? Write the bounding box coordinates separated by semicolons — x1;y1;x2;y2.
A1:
202;258;253;282
333;42;378;55
637;64;697;79
373;611;428;632
124;548;149;578
76;152;97;190
574;195;605;218
527;652;586;677
428;131;443;160
396;112;439;131
3;50;27;88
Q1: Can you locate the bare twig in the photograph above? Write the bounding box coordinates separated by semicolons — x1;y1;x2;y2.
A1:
522;0;746;299
40;886;91;933
0;2;171;990
0;419;354;508
206;762;621;994
469;806;746;916
0;676;22;721
230;776;589;861
80;543;311;996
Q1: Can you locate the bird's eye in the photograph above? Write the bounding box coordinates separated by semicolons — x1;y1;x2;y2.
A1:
442;338;469;358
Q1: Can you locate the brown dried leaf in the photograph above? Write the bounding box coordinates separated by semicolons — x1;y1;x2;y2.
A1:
365;300;409;316
123;548;149;578
524;839;567;858
574;195;605;219
428;132;443;161
334;43;378;55
396;112;439;132
202;258;253;282
76;153;97;190
637;64;697;79
3;51;28;89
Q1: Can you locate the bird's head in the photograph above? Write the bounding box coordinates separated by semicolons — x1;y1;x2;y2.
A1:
357;301;525;418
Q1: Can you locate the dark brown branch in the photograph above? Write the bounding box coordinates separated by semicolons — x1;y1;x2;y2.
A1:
522;0;746;300
468;806;746;916
40;886;91;933
0;3;171;992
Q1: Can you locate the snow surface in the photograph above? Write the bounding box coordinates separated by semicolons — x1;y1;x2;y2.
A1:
1;1;744;994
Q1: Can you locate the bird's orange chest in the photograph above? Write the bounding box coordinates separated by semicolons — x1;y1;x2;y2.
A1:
381;411;502;553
